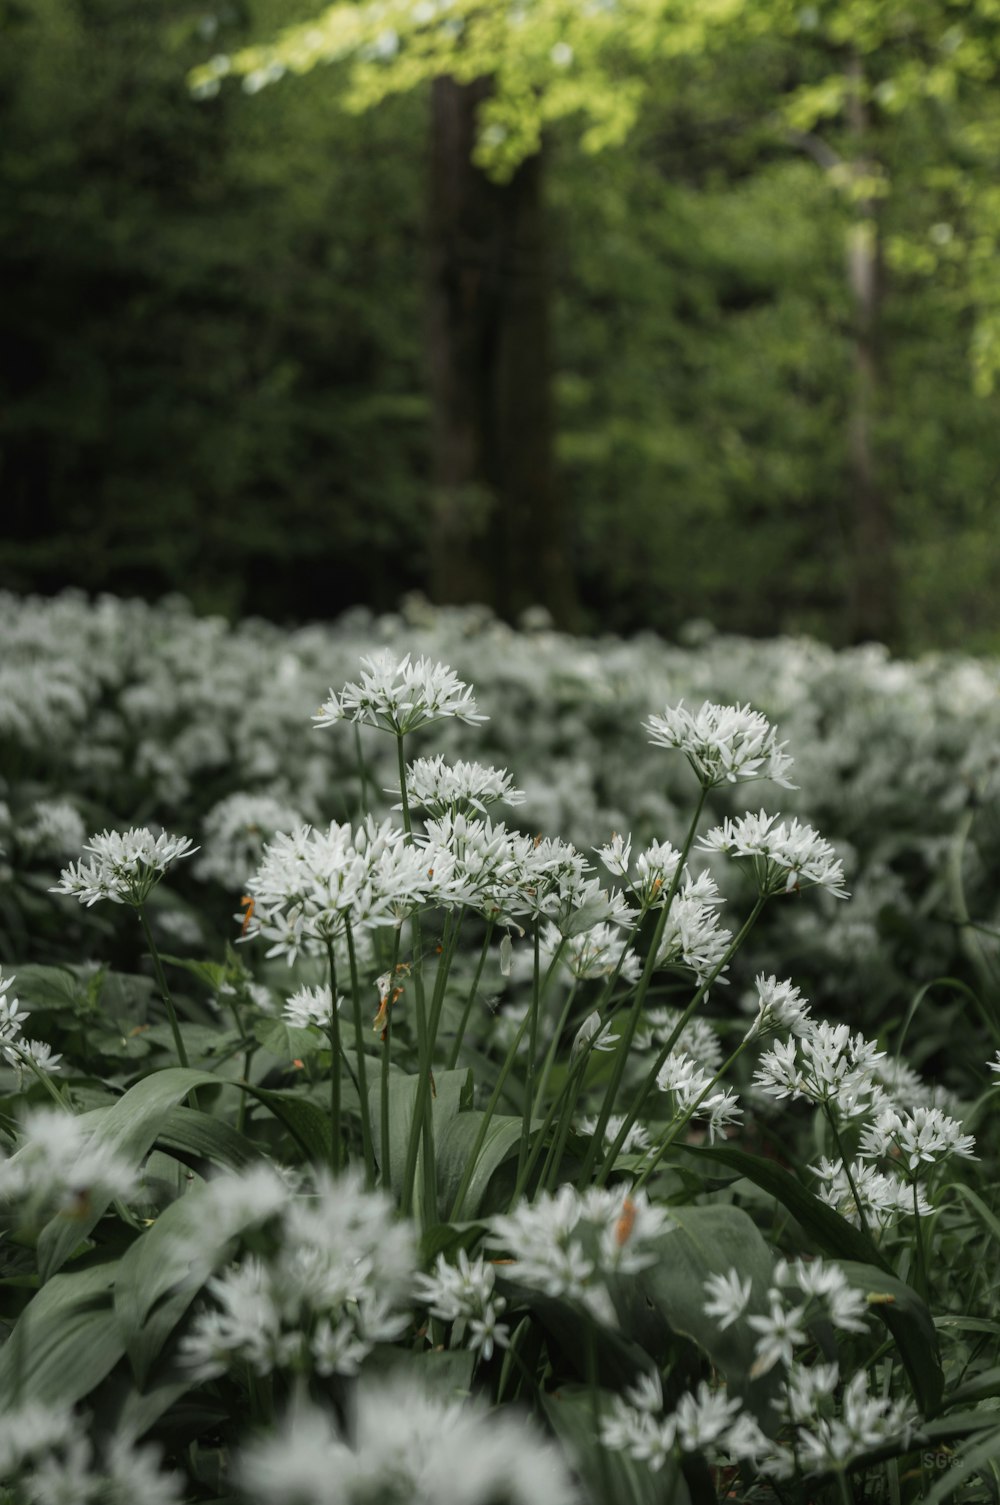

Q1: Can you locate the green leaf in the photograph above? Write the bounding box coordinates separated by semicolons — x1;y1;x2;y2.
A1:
155;1105;264;1171
254;1016;323;1060
0;1260;124;1406
948;1181;1000;1247
636;1205;773;1398
686;1144;890;1270
434;1112;523;1218
114;1184;250;1384
542;1388;690;1505
944;1365;1000;1408
839;1262;943;1414
245;1085;333;1164
369;1068;473;1212
35;1067;219;1281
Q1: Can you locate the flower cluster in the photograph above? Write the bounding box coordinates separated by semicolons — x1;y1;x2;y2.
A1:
655;1050;742;1142
754;1021;887;1119
489;1186;672;1327
51;826;197;907
1;1107;135;1212
644;700;796;789
235;1378;580;1505
313;650;486;735
413;1248;510;1361
180;1168;415;1381
393;754;525;817
0;969;62;1082
698;810;848;899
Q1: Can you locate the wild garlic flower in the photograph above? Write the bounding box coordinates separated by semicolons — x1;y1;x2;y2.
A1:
0;1108;137;1210
813;1156;931;1229
235;1380;580;1505
283;985;342;1029
490;1186;672;1327
17;799;87;861
675;1382;744;1451
571;1009;619;1059
50;826;198;907
181;1169;415;1382
602;1376;743;1469
656;1051;742;1142
702;1269;753;1330
655;872;733;985
697;811;848;899
644;700;796;790
243;818;432;963
991;1050;1000;1081
747;1257;869;1379
0;1408;182;1505
391;754;525;817
795;1370;916;1470
859;1105;976;1173
742;973;812;1041
313;651;486;736
0;968;32;1068
541;921;642;983
577;1112;650;1156
413;1249;510;1361
634;1012;722;1071
595;834;682;910
753;1021;887;1119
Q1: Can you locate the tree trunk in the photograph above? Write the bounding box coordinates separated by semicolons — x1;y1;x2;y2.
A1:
844;53;896;644
425;75;577;626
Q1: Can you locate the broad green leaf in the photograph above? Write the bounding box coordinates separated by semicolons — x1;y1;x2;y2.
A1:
156;1105;264;1171
948;1182;1000;1247
686;1144;890;1271
542;1388;690;1505
945;1365;1000;1408
839;1262;943;1414
434;1112;523;1218
115;1181;263;1383
36;1067;219;1281
369;1067;473;1212
636;1204;773;1398
254;1016;323;1060
246;1085;333;1164
0;1260;123;1406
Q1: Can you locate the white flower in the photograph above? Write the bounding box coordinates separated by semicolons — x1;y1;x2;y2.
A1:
743;973;812;1040
655;872;733;986
577;1113;650;1156
244;818;432;963
571;1010;619;1059
392;754;525;816
414;1250;510;1361
283;985;341;1028
595;833;682;909
753;1021;886;1118
644;701;796;790
702;1269;752;1329
542;922;641;983
698;810;848;899
235;1381;580;1505
747;1293;808;1375
795;1370;916;1469
194;792;307;888
1;1108;137;1209
859;1105;976;1172
812;1156;930;1229
50;827;198;907
313;651;486;736
656;1051;742;1142
674;1381;743;1450
490;1186;671;1326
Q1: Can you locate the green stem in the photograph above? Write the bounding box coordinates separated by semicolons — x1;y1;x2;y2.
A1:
401;908;464;1220
327;940;342;1173
912;1175;928;1299
354;723;370;820
346;923;375;1188
512;1039;591;1204
379;928;400;1191
449;1005;535;1221
593;894;766;1187
517;927;544;1182
633;1038;748;1191
577;786;709;1187
825;1106;875;1244
531;979;578;1117
138;903;189;1068
446;920;495;1070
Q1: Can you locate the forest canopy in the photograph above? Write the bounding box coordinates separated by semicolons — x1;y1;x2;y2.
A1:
2;0;1000;649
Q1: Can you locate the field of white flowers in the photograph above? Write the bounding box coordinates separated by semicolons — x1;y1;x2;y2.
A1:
2;590;1000;1505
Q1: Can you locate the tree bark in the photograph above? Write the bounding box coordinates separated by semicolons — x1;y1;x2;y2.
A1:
844;53;896;644
425;75;577;625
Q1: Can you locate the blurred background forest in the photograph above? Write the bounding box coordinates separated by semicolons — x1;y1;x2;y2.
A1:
3;0;1000;653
